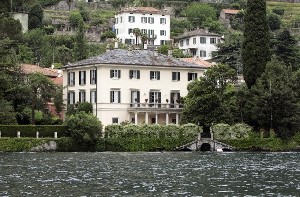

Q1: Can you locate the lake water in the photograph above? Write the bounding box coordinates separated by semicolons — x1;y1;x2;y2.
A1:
0;152;299;196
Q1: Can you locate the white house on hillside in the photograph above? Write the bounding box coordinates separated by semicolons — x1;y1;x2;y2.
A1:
62;49;207;126
176;29;221;60
114;7;170;46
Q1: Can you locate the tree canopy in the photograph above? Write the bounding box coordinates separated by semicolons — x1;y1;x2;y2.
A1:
242;0;270;88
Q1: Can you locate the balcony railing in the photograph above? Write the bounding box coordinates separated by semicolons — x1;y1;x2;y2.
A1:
129;102;183;109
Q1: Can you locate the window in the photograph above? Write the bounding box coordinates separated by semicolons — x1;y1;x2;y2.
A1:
180;40;183;47
68;72;75;86
160;30;166;36
192;50;197;56
128;28;133;35
112;117;119;124
200;37;206;44
150;71;160;80
200;50;206;57
129;70;140;79
128;16;135;23
193;38;196;44
131;90;140;107
110;69;121;79
148;17;154;24
110;90;120;103
172;72;180;81
186;39;189;46
141;17;147;23
160;40;167;45
90;70;97;84
148;29;154;36
90;90;97;104
115;17;118;24
149;91;161;107
160;18;166;24
141;29;147;34
170;92;180;108
79;71;86;85
67;91;75;104
115;29;118;35
79;90;86;103
188;73;198;81
210;38;217;44
120;16;122;23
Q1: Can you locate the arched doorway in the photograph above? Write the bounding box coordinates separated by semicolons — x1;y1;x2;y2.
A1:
200;143;211;151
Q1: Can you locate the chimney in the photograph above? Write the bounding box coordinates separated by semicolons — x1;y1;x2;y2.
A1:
128;47;132;56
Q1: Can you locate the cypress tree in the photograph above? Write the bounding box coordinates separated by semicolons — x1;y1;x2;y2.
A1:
242;0;270;88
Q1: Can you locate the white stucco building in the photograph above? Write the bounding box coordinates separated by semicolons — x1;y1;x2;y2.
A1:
176;29;221;60
63;49;207;126
114;7;170;46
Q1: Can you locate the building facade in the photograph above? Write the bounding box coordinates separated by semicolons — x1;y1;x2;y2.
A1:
63;49;206;126
114;7;170;46
176;29;221;60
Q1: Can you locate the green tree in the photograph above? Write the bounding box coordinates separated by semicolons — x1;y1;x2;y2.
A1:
28;4;44;30
73;21;88;61
0;16;23;42
158;45;169;55
182;64;238;128
133;28;141;45
64;112;102;150
184;3;217;29
242;0;270;88
27;73;56;124
268;13;281;31
0;99;17;125
170;19;192;37
77;102;93;113
273;29;300;71
245;58;300;138
69;10;84;29
213;32;243;73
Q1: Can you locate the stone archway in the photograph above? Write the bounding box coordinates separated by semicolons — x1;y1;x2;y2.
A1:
200;143;211;151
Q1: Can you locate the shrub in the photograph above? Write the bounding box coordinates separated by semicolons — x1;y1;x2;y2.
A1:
64;112;102;150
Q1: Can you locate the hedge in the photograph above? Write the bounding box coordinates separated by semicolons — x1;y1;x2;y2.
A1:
0;125;69;138
100;123;201;151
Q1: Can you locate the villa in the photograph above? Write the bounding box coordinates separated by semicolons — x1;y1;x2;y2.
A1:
62;48;207;126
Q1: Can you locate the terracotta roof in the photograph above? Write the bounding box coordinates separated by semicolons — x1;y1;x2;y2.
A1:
21;64;59;77
176;29;220;40
51;76;63;85
118;7;162;14
180;57;213;68
221;9;241;15
63;49;206;69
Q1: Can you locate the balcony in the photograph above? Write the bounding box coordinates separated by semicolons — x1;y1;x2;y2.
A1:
127;101;183;113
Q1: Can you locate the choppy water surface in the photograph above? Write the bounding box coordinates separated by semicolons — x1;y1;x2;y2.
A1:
0;152;299;196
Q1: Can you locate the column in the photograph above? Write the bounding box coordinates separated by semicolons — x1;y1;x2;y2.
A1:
145;113;149;124
165;113;169;125
155;113;158;124
135;112;138;125
176;113;179;125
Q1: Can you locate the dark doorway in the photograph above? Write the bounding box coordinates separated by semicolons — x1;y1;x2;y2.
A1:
200;143;211;151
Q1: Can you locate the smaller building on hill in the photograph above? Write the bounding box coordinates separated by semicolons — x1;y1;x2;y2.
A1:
114;7;170;46
176;29;221;60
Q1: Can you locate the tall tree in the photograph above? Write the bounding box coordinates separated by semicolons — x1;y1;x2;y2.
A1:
274;29;300;71
245;58;300;138
27;73;56;124
28;4;44;30
133;28;141;45
182;64;238;128
184;3;217;29
74;21;88;61
213;32;243;73
242;0;270;88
